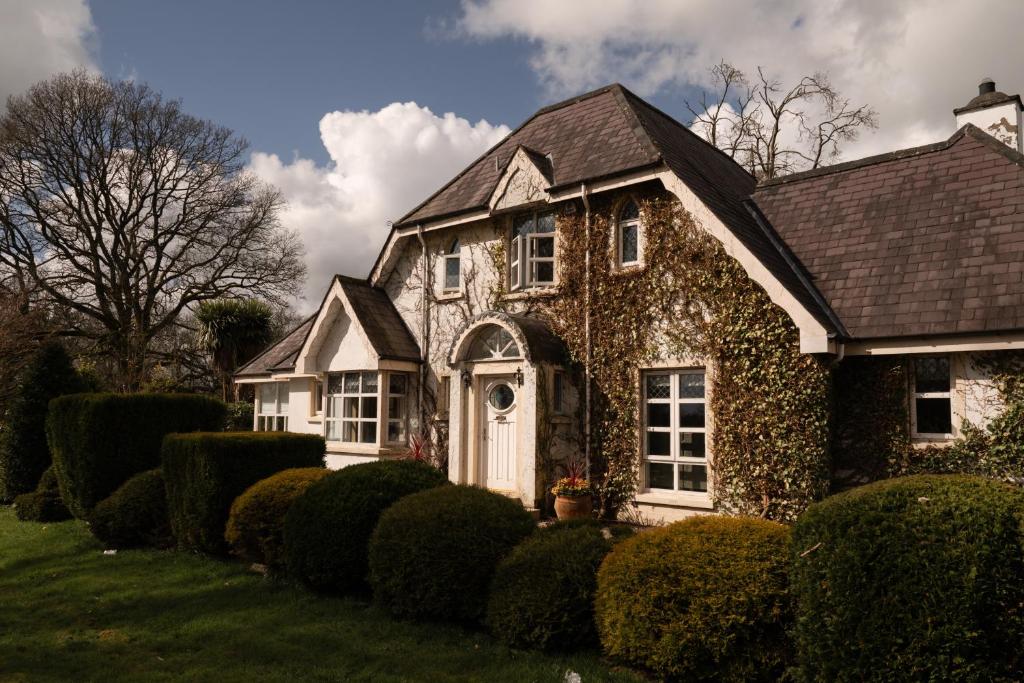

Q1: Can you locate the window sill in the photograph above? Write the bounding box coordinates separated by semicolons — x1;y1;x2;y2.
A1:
436;291;464;302
610;263;644;276
503;287;558;302
635;491;714;510
910;435;956;447
549;415;571;425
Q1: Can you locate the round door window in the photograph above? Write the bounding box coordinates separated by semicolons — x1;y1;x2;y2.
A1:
488;383;515;412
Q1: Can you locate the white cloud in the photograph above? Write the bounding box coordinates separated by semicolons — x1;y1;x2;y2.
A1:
0;0;98;104
250;102;509;309
455;0;1024;158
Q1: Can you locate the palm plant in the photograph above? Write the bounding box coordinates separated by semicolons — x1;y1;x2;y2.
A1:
195;299;274;401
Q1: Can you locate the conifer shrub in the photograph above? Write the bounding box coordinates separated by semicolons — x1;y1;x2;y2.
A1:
595;516;792;682
791;475;1024;681
90;469;173;549
486;520;613;651
162;432;324;554
368;485;535;623
282;459;448;592
13;466;71;522
226;467;330;568
47;392;226;518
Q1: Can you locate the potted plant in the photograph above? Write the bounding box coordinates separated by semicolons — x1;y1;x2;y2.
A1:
551;458;593;521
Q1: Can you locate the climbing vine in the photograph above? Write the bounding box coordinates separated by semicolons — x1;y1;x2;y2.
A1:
542;193;831;521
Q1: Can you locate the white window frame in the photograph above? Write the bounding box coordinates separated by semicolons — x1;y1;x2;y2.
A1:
616;200;641;267
441;238;461;293
509;210;556;291
911;356;954;439
642;369;708;494
324;371;411;447
309;377;324;418
256;382;289;432
386;373;409;445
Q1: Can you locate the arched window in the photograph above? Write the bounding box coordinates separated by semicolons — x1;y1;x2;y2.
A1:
442;238;460;292
616;200;641;267
468;325;521;360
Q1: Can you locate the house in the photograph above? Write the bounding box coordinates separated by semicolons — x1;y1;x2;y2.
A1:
236;79;1024;522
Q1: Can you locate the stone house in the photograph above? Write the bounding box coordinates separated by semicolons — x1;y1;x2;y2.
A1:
236;79;1024;521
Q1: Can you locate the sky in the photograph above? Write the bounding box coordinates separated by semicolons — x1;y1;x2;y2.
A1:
2;0;1023;309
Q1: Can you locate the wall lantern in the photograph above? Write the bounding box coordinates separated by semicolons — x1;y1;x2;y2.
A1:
514;367;524;387
461;369;472;388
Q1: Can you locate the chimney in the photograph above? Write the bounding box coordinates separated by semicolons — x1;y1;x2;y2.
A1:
954;78;1023;153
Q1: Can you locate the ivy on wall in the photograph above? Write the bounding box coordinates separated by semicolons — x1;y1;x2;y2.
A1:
542;193;831;521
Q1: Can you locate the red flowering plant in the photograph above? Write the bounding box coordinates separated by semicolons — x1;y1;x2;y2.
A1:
550;456;592;498
405;432;432;463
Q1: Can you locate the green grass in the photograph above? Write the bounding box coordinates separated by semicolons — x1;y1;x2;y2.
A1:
0;508;640;682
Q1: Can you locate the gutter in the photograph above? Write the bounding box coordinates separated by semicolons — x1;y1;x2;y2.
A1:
416;225;428;431
581;182;592;480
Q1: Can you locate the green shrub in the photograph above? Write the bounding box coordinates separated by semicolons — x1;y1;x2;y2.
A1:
595;516;792;682
0;342;85;501
283;460;448;592
791;475;1024;682
47;393;226;518
12;463;71;522
89;469;172;549
224;402;254;431
226;467;330;568
162;432;324;554
486;520;612;651
369;485;535;622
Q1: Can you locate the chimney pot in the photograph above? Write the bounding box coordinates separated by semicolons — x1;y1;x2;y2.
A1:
979;78;996;95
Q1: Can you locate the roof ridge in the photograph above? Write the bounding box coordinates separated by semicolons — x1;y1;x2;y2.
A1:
234;313;316;375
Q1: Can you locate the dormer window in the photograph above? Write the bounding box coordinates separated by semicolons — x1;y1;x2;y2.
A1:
510;210;556;290
442;239;461;293
616;199;641;267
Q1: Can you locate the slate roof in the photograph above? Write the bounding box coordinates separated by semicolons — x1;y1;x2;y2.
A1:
752;125;1024;340
334;276;421;362
235;315;315;377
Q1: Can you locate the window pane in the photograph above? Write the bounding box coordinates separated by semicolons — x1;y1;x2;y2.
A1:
361;372;378;393
361;397;378;420
915;357;950;393
448;238;460;254
620;200;639;221
259;383;276;410
647;431;670;456
680;432;706;459
513;213;534;237
257;416;267;431
276;416;287;431
680;403;706;429
536;211;555;233
328;396;342;417
327;373;344;395
343;421;358;443
621;224;638;263
679;464;708;492
388;397;405;420
648;462;674;490
343;397;359;418
278;389;289;413
444;256;460;290
647;403;670;428
916;398;952;434
360;421;377;444
389;374;407;396
534;262;554;283
646;374;670;399
679;373;705;399
532;236;554;258
343;373;360;394
387;421;401;443
326;420;341;441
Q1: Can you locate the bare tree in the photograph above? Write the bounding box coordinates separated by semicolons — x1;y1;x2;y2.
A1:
0;71;305;390
687;61;878;180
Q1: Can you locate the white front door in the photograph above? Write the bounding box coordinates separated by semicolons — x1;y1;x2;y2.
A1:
481;377;517;490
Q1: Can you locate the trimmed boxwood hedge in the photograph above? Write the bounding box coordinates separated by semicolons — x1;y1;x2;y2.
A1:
89;469;173;549
369;485;536;623
13;466;71;522
486;520;613;651
282;460;448;592
791;475;1024;682
162;432;324;554
226;467;331;568
595;516;792;682
46;393;226;518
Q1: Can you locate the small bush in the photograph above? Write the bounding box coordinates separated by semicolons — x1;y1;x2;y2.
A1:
162;432;324;554
283;460;448;592
12;464;71;522
595;516;792;682
486;520;612;651
791;475;1024;681
369;485;535;622
224;402;254;431
0;342;85;501
47;393;226;518
89;469;172;549
226;467;330;568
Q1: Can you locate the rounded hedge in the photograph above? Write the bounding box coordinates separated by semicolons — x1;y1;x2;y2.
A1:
283;459;448;593
226;467;329;568
13;465;71;522
596;516;792;682
486;520;612;651
791;475;1024;681
89;469;173;549
369;484;536;623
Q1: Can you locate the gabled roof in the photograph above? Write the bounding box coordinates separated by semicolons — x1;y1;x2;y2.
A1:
235;315;316;377
752;124;1024;340
334;275;421;362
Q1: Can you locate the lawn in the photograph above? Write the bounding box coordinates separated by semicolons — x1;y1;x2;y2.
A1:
0;508;640;682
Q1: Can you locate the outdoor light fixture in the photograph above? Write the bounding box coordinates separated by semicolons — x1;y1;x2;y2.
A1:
514;367;524;387
461;369;472;388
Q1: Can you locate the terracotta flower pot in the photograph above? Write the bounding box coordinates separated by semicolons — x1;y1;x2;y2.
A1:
554;494;593;521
